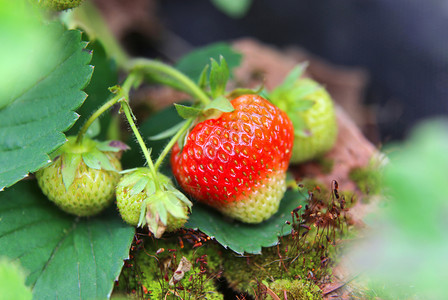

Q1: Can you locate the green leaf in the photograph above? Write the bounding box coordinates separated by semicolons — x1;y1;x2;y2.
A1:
176;43;242;81
0;259;32;300
66;39;119;141
149;121;187;141
0;181;135;299
0;24;93;191
0;0;51;110
174;104;202;120
209;56;229;98
186;189;307;254
210;0;253;18
204;96;235;113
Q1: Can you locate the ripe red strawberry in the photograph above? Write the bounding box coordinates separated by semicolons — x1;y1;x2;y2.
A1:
170;94;294;223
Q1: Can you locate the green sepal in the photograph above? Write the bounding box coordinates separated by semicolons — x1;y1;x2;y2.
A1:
130;177;149;196
258;88;270;100
117;170;142;187
174;103;202;119
164;194;188;219
198;64;209;90
293;99;315;112
149;121;187;141
177;127;190;152
281;62;308;90
137;197;148;228
204;96;234;113
83;149;116;171
144;180;156;196
226;85;264;99
96;140;129;152
209;56;229;98
85;119;101;138
295;128;312;137
167;189;193;208
287;83;322;103
289;114;311;137
155;199;167;226
61;153;82;191
81;151;101;170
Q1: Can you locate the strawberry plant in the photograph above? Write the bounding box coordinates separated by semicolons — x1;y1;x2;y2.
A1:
0;1;356;298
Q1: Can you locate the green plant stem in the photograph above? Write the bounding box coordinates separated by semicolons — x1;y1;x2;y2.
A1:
120;101;157;179
73;1;129;68
75;96;118;144
128;58;210;106
76;73;140;145
154;118;194;170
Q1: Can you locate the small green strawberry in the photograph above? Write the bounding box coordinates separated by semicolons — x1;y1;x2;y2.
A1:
116;168;192;237
36;0;85;11
36;136;128;216
170;94;294;223
269;64;338;164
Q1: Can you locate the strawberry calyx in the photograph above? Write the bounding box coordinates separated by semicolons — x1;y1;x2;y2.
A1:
269;63;324;137
51;136;128;190
116;168;192;237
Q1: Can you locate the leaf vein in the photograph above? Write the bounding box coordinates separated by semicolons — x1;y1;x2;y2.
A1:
34;220;78;289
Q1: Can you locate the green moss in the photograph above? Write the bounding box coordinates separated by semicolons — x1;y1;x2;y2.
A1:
115;237;223;299
221;228;331;298
115;173;357;299
219;175;357;299
267;279;322;300
349;165;381;196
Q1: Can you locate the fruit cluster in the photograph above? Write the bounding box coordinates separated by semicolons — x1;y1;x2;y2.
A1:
35;58;337;237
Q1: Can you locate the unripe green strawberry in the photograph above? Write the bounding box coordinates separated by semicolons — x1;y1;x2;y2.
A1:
170;94;294;223
116;168;192;237
36;136;127;216
270;68;337;164
36;0;85;11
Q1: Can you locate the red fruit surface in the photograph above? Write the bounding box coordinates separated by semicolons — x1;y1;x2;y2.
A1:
170;94;294;222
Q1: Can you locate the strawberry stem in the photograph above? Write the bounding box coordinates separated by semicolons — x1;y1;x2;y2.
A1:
73;1;129;69
120;101;158;180
154;118;194;170
128;58;211;106
75;73;141;145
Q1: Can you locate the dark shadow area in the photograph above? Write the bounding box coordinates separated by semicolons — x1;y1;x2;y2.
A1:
158;0;448;142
